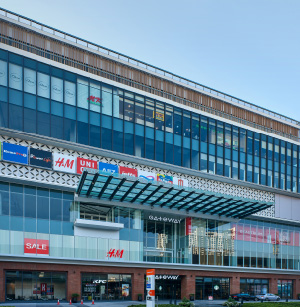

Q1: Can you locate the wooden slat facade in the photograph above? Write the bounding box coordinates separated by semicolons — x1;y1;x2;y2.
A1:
0;20;298;139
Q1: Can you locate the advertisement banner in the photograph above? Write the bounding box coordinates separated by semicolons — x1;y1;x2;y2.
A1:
99;161;119;174
3;142;28;165
29;148;52;169
186;217;192;236
119;166;137;177
53;153;76;173
174;177;188;187
122;284;130;297
41;283;47;293
138;170;155;181
157;174;173;184
77;157;97;174
146;269;155;297
24;238;49;255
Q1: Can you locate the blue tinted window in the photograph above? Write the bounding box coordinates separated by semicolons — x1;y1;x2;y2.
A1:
51;101;63;116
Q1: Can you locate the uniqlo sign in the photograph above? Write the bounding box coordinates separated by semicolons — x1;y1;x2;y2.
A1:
77;157;97;174
24;238;49;255
53;153;76;173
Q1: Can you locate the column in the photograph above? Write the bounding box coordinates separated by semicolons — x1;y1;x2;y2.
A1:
231;276;240;295
0;267;4;302
181;274;195;300
132;271;144;300
269;278;277;295
67;268;82;301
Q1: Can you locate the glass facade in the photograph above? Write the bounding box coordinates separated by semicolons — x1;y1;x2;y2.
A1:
277;280;293;299
0;49;299;193
5;271;67;301
81;274;132;301
240;279;269;296
195;277;230;300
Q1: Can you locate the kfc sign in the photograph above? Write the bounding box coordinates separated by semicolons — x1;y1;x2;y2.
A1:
53;153;76;173
119;166;137;177
77;157;97;174
24;238;49;255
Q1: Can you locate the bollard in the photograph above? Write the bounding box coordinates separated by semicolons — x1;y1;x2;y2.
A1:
261;299;263;303
241;298;243;305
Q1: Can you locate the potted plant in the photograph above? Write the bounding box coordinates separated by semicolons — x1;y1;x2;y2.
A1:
189;294;195;301
71;293;79;303
137;293;143;301
297;293;300;300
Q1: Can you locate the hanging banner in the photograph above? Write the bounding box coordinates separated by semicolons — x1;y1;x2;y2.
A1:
3;142;28;165
53;153;76;173
29;148;52;169
77;157;97;174
99;161;119;174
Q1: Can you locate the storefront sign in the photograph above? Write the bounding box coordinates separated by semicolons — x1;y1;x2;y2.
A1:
99;161;119;174
29;148;52;169
93;280;107;284
155;275;179;280
138;170;155;181
106;248;124;258
122;284;130;297
53;153;76;173
174;177;188;187
3;142;28;165
119;166;137;177
77;157;97;174
214;285;219;290
157;174;173;184
147;213;182;224
87;95;101;105
24;238;49;255
41;283;47;292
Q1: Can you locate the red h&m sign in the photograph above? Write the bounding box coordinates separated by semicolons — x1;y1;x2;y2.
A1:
106;249;124;258
24;239;49;255
77;157;97;174
119;166;138;177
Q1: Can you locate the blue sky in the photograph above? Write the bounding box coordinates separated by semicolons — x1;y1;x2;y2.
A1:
1;0;300;121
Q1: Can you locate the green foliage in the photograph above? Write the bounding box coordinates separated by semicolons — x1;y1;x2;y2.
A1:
127;305;177;307
223;297;241;307
178;297;195;307
71;293;79;297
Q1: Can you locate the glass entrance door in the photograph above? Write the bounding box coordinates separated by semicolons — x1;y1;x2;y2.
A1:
196;277;230;300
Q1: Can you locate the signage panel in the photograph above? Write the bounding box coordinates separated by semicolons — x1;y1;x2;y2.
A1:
119;166;137;177
3;142;28;165
174;177;188;187
24;238;49;255
77;157;97;174
29;148;52;169
186;217;192;235
99;161;119;174
53;153;76;173
157;174;173;184
138;170;155;181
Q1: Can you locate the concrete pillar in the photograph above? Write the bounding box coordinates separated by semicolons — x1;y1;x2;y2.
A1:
0;267;4;302
181;274;195;300
67;268;81;301
132;271;144;300
231;276;240;294
269;277;277;295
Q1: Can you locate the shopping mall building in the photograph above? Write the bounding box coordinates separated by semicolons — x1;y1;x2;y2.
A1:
0;7;299;303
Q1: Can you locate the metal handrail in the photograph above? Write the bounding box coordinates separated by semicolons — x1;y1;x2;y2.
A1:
0;7;299;127
1;34;299;143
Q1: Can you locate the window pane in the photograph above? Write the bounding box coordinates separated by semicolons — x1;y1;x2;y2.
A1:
102;85;112;116
9;63;22;90
37;72;50;98
24;68;36;94
65;81;76;105
51;76;63;102
90;82;101;112
0;60;7;86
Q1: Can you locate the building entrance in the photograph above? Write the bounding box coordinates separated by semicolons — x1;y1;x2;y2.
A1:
195;277;230;300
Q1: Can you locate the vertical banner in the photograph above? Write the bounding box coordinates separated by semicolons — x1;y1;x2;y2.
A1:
186;217;192;236
146;269;155;307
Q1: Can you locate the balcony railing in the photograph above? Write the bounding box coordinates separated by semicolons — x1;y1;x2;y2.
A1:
0;7;299;128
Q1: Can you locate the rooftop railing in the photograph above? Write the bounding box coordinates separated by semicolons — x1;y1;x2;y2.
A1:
0;6;299;128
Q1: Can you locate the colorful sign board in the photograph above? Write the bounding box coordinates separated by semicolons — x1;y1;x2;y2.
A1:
53;153;76;173
77;157;97;174
119;166;138;177
157;174;173;184
29;148;52;169
3;142;28;165
174;177;188;187
99;161;119;174
146;269;155;297
24;238;49;255
186;217;192;236
138;170;155;181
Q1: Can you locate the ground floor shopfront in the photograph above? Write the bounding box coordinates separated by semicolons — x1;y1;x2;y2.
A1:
0;261;300;302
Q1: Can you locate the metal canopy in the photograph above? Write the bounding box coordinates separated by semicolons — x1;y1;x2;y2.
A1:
76;170;273;219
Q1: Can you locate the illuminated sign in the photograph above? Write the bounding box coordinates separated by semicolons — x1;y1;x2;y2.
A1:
24;238;49;255
53;153;76;174
93;280;107;284
77;157;97;174
147;214;182;224
29;148;52;169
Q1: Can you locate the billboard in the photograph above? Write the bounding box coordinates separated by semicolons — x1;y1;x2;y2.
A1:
29;148;52;169
138;170;155;181
157;174;173;184
53;153;76;173
99;161;119;174
174;177;188;187
3;142;28;165
77;157;97;174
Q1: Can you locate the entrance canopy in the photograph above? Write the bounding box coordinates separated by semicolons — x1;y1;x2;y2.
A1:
76;170;273;219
